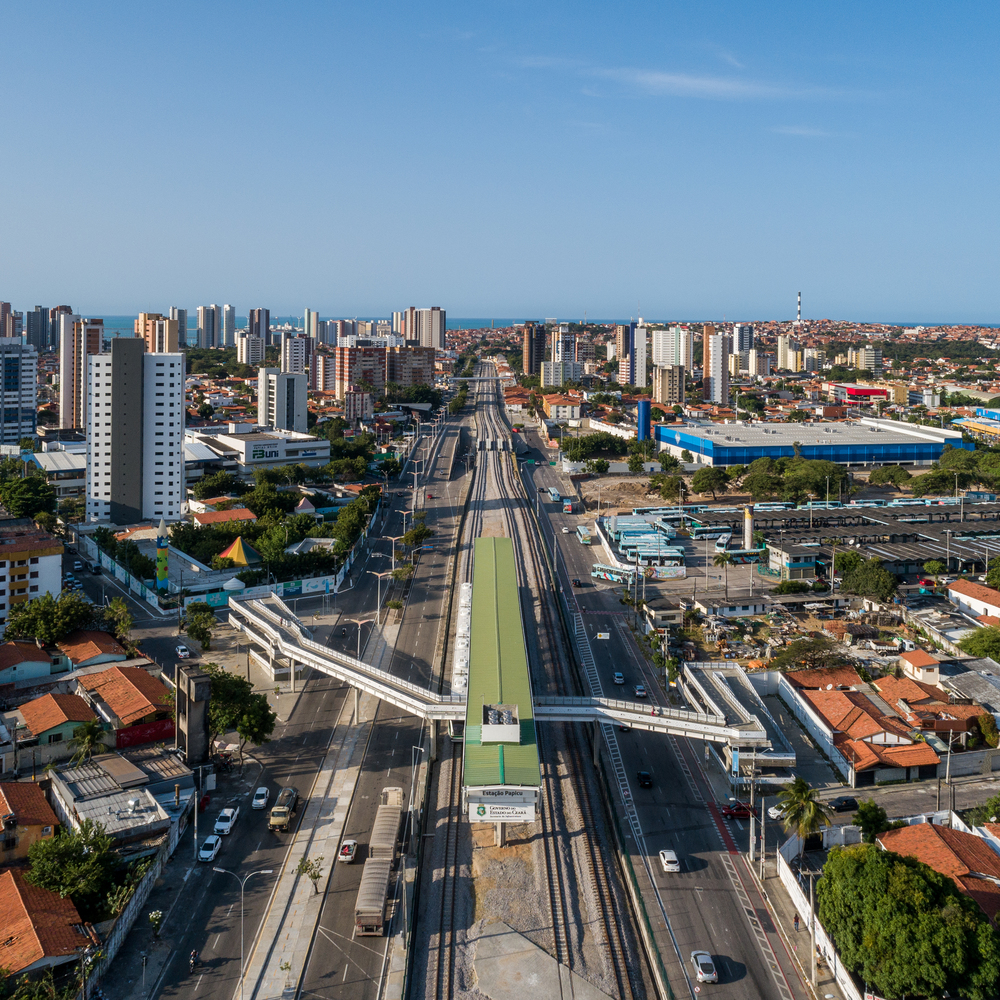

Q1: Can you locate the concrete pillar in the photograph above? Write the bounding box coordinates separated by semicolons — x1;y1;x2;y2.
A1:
290;658;296;694
495;821;505;847
593;720;601;766
354;687;360;722
429;719;437;760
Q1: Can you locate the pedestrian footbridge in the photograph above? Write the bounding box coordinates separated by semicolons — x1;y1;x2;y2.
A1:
227;596;768;748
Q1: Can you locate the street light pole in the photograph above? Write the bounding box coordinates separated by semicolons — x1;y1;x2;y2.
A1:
346;617;375;659
212;867;275;1000
368;570;392;623
383;535;405;573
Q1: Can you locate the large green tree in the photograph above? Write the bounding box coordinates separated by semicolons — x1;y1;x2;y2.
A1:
0;476;57;518
868;464;912;488
818;842;1000;1000
768;636;853;671
202;662;277;765
184;602;217;651
24;820;121;922
3;591;98;645
841;557;898;602
958;625;1000;660
777;776;830;858
690;466;730;499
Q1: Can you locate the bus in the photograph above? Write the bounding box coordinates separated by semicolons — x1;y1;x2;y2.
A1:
576;525;592;545
547;487;562;503
725;548;765;564
715;534;732;553
591;563;637;585
690;523;734;540
563;498;575;513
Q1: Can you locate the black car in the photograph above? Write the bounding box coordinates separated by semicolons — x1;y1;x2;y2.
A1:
637;770;653;788
830;795;858;812
572;578;582;588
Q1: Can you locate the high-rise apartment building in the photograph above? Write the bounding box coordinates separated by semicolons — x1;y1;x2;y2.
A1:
304;309;319;342
522;322;545;376
386;345;435;388
392;311;403;335
135;313;179;353
553;324;576;364
280;333;308;374
848;345;883;376
747;349;772;377
248;308;270;344
652;364;685;405
575;340;596;364
702;326;730;405
344;390;374;423
333;346;387;399
416;307;446;349
540;360;582;386
733;323;754;353
0;340;38;443
236;333;265;366
169;307;187;348
86;339;185;524
776;334;800;372
803;348;826;372
49;307;73;349
2;308;23;340
25;307;49;352
652;325;694;368
59;316;102;429
197;305;220;348
257;368;308;433
221;305;236;347
310;353;336;391
616;323;647;388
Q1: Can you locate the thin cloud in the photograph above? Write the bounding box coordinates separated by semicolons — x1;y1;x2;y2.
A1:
594;67;839;100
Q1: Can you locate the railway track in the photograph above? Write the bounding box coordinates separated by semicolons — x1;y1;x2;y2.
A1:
428;739;463;1000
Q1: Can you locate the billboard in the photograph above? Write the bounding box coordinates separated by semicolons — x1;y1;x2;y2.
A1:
468;802;536;823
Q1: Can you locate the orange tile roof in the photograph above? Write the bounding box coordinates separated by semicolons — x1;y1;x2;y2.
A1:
0;868;89;974
872;676;984;727
785;666;865;690
0;641;52;672
878;824;1000;922
0;783;59;829
78;665;171;727
899;649;940;669
19;693;95;737
56;630;125;666
191;508;257;526
947;578;1000;608
977;615;1000;627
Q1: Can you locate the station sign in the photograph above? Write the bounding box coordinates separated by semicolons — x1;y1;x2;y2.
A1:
469;802;536;823
596;632;610;639
467;787;536;804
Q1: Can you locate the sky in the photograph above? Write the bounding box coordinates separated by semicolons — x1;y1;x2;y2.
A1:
1;2;997;322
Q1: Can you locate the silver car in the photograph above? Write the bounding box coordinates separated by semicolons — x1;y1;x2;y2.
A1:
691;950;718;983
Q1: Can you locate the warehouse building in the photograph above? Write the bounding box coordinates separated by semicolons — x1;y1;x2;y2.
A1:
654;417;969;467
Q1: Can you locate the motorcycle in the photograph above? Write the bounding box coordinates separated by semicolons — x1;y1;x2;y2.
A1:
189;951;199;974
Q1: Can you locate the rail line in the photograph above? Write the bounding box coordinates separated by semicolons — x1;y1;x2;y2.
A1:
428;739;463;1000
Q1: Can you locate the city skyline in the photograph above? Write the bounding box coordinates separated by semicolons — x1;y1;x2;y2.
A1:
1;3;997;320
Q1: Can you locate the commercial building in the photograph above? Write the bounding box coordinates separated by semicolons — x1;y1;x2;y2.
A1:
31;446;87;499
258;368;308;433
540;360;582;386
236;332;265;366
386;345;435;387
25;306;49;352
197;304;219;348
521;321;545;376
652;364;685;405
651;325;693;368
186;424;331;477
334;345;386;399
248;307;270;343
0;523;63;623
0;339;38;443
86;339;186;523
169;306;187;347
824;382;889;407
702;326;730;405
58;316;102;429
654;417;969;467
280;332;309;374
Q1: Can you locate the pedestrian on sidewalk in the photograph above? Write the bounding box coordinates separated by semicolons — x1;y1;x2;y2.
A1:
793;913;799;932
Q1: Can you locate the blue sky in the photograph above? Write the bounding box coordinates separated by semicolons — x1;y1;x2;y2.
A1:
1;2;997;322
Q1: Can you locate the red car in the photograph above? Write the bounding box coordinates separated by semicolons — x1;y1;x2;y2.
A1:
720;802;754;819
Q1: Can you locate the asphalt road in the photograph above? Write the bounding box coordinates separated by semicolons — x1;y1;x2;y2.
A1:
521;446;810;1000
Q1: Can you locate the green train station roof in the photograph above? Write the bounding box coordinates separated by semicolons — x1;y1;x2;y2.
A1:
463;537;540;790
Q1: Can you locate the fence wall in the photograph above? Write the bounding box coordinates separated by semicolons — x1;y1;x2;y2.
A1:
777;675;850;779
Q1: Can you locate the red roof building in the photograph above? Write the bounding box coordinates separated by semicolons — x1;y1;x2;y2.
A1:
77;666;172;728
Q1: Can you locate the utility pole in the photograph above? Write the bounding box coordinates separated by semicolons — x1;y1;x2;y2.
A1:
809;872;817;987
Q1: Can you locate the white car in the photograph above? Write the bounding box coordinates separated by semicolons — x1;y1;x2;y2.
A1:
768;804;786;821
691;950;718;984
613;672;625;685
214;806;240;835
561;526;570;533
175;645;191;659
659;849;680;873
338;839;358;863
198;835;222;862
634;684;647;698
252;787;269;810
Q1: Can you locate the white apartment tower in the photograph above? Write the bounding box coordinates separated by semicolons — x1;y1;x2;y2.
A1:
197;305;220;348
704;331;730;405
86;339;185;524
304;309;319;341
236;333;265;366
553;324;576;364
258;368;308;433
280;334;308;374
221;305;236;347
169;307;187;348
652;325;694;368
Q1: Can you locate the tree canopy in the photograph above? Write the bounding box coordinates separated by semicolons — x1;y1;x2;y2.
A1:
0;476;57;518
691;466;729;499
841;557;898;603
202;662;277;764
3;591;105;646
768;636;853;671
818;842;1000;1000
958;625;1000;660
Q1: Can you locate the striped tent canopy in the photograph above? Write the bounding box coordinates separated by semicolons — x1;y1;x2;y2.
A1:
218;536;262;567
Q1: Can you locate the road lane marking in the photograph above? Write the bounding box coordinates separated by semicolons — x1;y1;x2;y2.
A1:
212;933;221;951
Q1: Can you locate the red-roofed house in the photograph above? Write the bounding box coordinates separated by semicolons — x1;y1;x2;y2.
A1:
77;666;174;748
872;676;984;738
19;693;97;746
877;824;1000;924
947;578;1000;619
56;630;127;669
784;666;866;691
0;868;91;974
0;783;59;861
898;648;941;685
191;508;258;527
0;641;58;687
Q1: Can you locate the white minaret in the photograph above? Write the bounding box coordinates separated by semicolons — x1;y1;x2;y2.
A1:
797;291;801;324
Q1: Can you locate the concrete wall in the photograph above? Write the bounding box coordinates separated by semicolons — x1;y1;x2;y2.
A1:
777;675;850;780
939;746;1000;778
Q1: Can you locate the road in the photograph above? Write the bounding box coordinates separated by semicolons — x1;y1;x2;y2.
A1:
519;432;811;1000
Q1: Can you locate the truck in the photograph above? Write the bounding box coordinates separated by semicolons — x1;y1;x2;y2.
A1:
354;858;393;935
268;786;298;831
369;787;403;861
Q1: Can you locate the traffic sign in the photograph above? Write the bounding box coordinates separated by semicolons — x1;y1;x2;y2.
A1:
596;632;610;639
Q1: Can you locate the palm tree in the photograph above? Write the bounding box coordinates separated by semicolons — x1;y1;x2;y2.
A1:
69;719;109;764
713;551;734;599
778;777;831;860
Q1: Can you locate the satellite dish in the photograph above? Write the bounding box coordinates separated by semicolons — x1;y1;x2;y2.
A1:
826;683;833;690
